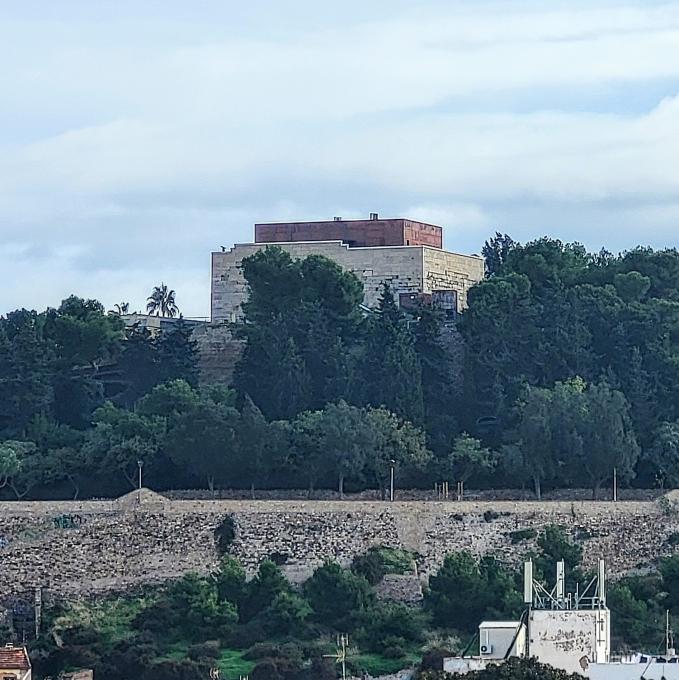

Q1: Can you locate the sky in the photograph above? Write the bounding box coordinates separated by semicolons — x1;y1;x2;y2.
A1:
1;0;679;318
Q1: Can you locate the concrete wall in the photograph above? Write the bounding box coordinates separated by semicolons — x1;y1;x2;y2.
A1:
0;498;675;604
211;241;483;322
529;609;609;675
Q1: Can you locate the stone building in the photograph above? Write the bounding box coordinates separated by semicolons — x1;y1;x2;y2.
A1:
211;214;485;323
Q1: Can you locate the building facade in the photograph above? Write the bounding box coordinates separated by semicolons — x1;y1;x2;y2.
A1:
211;216;484;323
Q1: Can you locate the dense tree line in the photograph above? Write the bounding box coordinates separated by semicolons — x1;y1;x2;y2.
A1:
3;236;679;497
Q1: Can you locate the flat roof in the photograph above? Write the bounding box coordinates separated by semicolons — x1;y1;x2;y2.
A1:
255;217;442;229
479;621;522;628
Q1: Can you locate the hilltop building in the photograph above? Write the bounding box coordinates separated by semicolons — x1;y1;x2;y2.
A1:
211;214;485;323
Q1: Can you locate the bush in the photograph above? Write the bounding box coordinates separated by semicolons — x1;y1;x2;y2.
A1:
352;546;415;585
508;528;537;544
352;550;387;585
304;561;374;629
359;603;424;653
142;659;209;680
483;510;499;522
215;515;237;555
420;647;452;671
425;552;521;631
187;641;220;661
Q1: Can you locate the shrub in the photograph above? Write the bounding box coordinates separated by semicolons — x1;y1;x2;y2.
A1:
187;641;220;661
352;546;415;585
304;561;374;628
352;550;387;585
508;528;537;544
483;510;499;522
215;515;237;555
420;647;453;671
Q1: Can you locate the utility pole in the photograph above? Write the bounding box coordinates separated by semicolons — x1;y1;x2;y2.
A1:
137;459;144;505
324;634;348;680
613;467;617;502
389;460;395;502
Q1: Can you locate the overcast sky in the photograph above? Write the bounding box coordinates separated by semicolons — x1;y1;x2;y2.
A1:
1;1;678;318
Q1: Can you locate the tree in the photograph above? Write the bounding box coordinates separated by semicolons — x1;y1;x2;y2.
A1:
534;525;582;588
358;284;424;424
293;401;372;497
235;395;271;497
111;302;130;315
0;311;53;436
234;248;363;419
84;402;164;490
0;440;31;487
241;560;291;621
166;397;239;493
504;385;555;499
364;407;431;497
644;421;679;489
413;305;460;455
213;556;247;609
155;320;198;386
425;552;521;631
449;434;495;487
303;561;374;629
576;380;639;498
146;284;179;318
482;232;516;277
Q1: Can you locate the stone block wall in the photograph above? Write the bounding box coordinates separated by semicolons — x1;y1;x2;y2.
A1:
211;242;483;323
0;499;676;605
423;247;485;311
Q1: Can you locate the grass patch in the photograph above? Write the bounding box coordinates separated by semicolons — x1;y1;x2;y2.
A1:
50;595;151;648
378;547;416;575
348;651;419;676
218;649;256;679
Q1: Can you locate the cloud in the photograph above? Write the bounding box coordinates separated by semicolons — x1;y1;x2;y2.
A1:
0;0;678;316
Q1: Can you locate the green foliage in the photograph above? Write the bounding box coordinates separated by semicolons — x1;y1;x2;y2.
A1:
303;561;374;628
508;528;537;544
504;378;639;498
215;516;237;555
534;525;583;586
449;434;495;484
358;284;424;424
358;603;425;654
425;553;521;631
234;247;363;420
351;546;415;585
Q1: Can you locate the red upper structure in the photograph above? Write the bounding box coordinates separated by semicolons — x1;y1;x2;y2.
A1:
254;215;443;249
0;644;31;670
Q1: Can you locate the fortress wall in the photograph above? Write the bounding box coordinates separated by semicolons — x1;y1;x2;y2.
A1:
0;499;673;603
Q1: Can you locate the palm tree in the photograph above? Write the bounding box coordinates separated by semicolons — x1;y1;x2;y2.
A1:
146;284;179;317
111;302;130;315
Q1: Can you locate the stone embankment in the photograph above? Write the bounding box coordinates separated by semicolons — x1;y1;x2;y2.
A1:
0;491;676;604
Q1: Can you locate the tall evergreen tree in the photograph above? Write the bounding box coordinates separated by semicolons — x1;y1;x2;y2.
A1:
358;284;424;424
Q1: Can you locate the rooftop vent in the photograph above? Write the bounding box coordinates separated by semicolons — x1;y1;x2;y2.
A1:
369;212;379;220
333;216;342;221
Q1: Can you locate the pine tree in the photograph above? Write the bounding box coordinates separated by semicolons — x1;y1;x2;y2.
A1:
358;284;424;425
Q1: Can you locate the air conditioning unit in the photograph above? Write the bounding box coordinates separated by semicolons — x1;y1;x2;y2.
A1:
480;644;493;655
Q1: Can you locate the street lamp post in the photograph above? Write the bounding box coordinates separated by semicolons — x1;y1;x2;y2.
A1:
137;459;144;504
389;460;396;502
